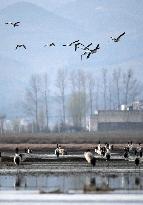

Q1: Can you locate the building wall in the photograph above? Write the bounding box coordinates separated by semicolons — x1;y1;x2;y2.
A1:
89;110;143;131
97;110;143;122
98;122;143;131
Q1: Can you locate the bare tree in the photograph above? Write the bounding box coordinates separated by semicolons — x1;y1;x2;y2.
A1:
11;118;21;133
38;108;45;132
122;68;140;105
56;68;67;130
77;70;87;127
68;91;86;129
95;81;100;111
69;70;77;93
102;68;107;110
108;81;113;110
113;68;121;109
69;69;87;128
42;73;50;131
87;73;96;115
0;114;6;135
24;74;41;132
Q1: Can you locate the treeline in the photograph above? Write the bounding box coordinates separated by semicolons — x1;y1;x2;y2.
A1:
0;67;142;134
22;67;142;132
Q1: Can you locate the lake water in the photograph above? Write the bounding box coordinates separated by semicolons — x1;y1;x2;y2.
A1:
0;172;142;193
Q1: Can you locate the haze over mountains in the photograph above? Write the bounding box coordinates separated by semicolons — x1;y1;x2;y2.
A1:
0;0;143;118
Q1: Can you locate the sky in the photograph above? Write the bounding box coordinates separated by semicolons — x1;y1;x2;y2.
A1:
0;0;76;11
0;0;143;118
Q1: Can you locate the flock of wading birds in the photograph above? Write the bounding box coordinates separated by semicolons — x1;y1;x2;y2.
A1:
9;141;142;168
5;21;126;60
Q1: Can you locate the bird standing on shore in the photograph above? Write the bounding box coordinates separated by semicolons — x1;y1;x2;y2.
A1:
27;147;32;154
135;156;140;170
14;153;21;166
105;148;111;167
14;147;22;167
55;144;60;158
84;150;96;167
105;148;111;161
124;147;129;160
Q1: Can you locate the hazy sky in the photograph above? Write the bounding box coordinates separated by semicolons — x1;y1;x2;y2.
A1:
0;0;75;11
0;0;143;118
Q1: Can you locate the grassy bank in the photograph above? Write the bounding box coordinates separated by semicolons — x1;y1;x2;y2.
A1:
0;130;142;144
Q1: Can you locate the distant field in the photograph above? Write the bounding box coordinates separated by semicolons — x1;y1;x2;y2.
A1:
0;131;143;144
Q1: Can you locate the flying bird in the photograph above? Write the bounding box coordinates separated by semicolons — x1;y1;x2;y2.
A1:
15;44;26;50
81;51;88;61
62;40;79;47
74;42;84;51
5;21;20;27
49;42;55;47
87;44;100;59
44;43;55;47
110;32;125;42
83;43;92;50
81;44;100;60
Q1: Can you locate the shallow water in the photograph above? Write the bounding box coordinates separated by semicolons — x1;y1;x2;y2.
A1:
0;172;142;192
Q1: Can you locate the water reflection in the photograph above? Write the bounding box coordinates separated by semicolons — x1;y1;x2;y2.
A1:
14;174;27;189
135;176;142;189
0;173;142;192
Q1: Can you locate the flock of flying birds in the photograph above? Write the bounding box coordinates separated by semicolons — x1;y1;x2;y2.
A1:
5;21;126;61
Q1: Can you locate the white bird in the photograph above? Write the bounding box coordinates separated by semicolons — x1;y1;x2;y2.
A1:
95;147;102;155
14;153;21;166
27;147;32;154
84;150;96;167
58;145;67;155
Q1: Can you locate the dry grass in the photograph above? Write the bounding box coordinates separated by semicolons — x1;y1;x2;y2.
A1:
0;131;142;152
0;143;132;152
0;131;143;144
